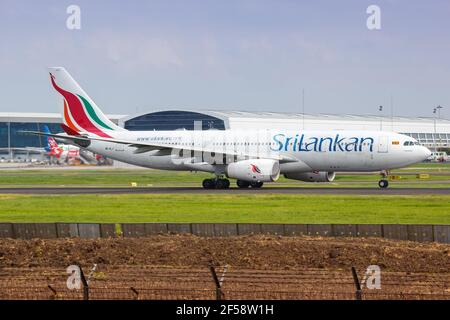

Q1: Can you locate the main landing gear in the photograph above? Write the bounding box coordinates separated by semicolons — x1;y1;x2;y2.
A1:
236;180;264;189
378;170;389;189
202;178;264;189
202;178;230;189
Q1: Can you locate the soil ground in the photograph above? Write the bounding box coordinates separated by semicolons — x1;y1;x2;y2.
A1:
0;234;449;271
0;235;449;300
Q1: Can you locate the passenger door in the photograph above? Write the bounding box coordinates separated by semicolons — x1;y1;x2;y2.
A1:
377;136;389;153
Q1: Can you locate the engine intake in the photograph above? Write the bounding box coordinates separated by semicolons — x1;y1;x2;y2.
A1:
226;159;280;182
284;171;336;182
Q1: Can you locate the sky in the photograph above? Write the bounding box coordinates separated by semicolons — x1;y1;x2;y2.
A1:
0;0;449;118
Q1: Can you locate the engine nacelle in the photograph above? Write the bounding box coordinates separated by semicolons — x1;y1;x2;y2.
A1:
226;159;280;182
284;171;336;182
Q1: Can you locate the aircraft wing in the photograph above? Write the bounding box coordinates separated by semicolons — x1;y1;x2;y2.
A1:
7;147;45;152
21;131;298;163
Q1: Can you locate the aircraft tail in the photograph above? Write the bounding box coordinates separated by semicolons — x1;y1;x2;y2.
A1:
47;67;124;138
42;125;63;157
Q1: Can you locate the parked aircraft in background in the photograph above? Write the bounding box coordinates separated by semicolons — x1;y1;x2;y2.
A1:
27;67;431;189
43;125;63;158
42;125;80;163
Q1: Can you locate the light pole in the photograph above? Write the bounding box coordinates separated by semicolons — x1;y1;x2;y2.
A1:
434;105;443;151
436;105;443;119
7;122;11;161
378;105;383;131
433;107;437;151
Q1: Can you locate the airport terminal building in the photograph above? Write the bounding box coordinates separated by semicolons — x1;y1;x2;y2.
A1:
0;112;124;162
1;110;450;161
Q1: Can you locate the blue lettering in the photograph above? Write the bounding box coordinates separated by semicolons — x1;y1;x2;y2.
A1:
270;133;374;153
345;137;359;152
305;137;319;151
359;137;374;152
293;134;299;152
319;137;333;152
284;137;293;151
333;134;345;152
271;134;285;151
298;134;308;151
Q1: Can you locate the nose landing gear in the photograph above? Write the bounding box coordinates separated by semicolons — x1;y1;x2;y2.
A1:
378;179;389;188
378;170;389;189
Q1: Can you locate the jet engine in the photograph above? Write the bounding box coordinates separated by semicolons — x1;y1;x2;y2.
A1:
284;171;336;182
226;159;280;182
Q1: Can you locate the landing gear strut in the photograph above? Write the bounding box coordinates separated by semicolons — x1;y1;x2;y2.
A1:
378;170;389;189
202;178;230;189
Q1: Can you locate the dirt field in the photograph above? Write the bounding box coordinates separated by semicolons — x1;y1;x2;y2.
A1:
0;234;449;271
0;235;449;299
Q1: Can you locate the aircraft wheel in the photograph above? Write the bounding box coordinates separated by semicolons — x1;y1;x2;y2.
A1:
378;179;389;189
216;179;230;189
250;181;264;188
202;179;216;189
236;180;250;188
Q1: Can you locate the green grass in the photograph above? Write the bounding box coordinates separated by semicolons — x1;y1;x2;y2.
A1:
0;169;211;186
1;165;448;224
0;166;449;188
0;194;449;224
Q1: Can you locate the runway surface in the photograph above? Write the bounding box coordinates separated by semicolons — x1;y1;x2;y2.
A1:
0;187;449;195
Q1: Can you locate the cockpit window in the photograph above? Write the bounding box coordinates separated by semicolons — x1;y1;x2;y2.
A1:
403;141;416;146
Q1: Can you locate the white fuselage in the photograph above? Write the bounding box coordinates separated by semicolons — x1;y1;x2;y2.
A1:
81;129;431;174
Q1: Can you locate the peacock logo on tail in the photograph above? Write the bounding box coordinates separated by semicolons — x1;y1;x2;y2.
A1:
49;73;113;138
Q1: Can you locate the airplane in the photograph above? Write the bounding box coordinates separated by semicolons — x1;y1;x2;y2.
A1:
26;67;431;189
43;125;63;158
42;125;81;162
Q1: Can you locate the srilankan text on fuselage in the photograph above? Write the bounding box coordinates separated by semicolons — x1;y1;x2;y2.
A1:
133;131;376;154
271;133;375;153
